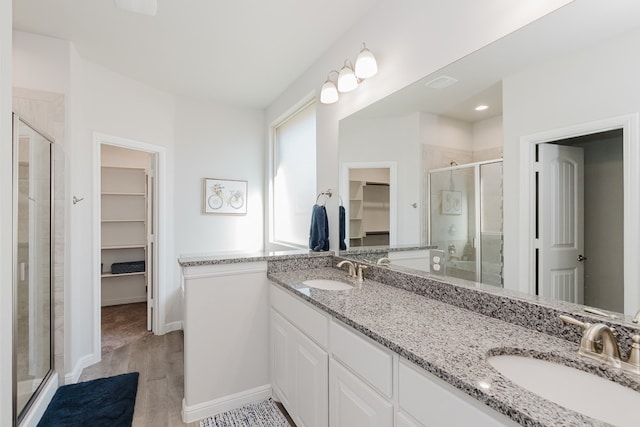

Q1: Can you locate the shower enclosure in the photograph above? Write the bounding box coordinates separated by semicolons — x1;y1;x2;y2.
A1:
13;114;54;424
428;160;503;286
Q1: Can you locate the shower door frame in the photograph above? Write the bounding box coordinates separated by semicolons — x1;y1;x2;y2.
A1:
427;159;503;284
12;113;55;425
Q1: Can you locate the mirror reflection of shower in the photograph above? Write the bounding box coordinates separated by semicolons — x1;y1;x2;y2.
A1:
428;159;503;286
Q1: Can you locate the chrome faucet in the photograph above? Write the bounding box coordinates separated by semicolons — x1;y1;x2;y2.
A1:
560;315;640;374
336;260;357;279
356;264;367;282
633;309;640;324
376;257;390;266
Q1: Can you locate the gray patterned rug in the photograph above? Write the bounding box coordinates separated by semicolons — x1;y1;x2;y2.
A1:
200;398;290;427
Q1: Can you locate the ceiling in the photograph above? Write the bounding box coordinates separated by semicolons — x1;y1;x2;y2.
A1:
346;0;640;123
13;0;379;108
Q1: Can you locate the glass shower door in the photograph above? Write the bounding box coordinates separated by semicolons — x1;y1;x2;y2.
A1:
479;161;503;286
428;160;503;285
13;115;54;422
429;165;478;281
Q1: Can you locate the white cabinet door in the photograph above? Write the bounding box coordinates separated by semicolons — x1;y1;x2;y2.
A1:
396;412;422;427
294;330;328;427
398;360;517;427
272;308;328;427
329;359;393;427
272;310;295;411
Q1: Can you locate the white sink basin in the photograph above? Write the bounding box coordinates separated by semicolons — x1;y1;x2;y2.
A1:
301;279;353;291
488;354;640;427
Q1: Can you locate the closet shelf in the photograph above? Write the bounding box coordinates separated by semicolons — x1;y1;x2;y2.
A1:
102;244;146;250
101;272;146;278
101;192;145;196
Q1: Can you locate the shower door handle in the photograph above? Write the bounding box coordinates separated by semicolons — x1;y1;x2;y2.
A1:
19;262;26;281
577;254;587;262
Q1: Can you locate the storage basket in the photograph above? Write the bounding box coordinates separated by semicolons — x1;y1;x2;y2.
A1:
111;260;145;274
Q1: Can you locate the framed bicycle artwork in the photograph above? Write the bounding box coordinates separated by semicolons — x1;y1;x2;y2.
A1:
441;190;462;215
203;178;248;215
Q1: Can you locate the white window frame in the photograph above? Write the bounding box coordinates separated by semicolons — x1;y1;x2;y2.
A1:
267;93;317;249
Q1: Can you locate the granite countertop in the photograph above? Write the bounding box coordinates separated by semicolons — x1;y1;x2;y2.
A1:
268;267;640;427
178;249;333;267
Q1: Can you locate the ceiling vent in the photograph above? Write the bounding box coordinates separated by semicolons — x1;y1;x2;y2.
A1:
424;75;458;89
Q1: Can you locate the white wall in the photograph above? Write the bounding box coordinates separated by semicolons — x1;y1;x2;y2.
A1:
0;0;13;424
340;114;421;244
473;116;503;152
422;114;473;151
266;0;573;250
101;144;149;168
174;97;264;256
12;32;68;94
12;30;269;388
12;31;178;379
502;25;640;290
68;44;178;371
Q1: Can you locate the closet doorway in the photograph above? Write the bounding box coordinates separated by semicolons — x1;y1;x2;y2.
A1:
93;133;165;359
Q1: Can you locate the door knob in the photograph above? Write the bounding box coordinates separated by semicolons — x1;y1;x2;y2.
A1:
577;254;587;262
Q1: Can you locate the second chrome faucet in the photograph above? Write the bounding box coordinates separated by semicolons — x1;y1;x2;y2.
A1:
560;314;640;375
336;260;367;282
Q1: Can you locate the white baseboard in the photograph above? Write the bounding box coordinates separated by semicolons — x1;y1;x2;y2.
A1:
101;296;147;307
19;373;58;427
64;352;100;385
163;320;183;334
181;384;272;423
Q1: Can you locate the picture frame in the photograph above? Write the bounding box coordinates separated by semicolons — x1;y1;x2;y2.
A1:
203;178;248;215
441;190;462;215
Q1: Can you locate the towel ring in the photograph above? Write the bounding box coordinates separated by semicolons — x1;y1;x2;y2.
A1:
316;189;333;205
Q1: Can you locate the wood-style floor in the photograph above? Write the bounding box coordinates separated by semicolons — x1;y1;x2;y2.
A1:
79;304;295;426
79;330;197;427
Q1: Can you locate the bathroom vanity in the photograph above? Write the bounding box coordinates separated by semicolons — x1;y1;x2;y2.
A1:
179;251;640;426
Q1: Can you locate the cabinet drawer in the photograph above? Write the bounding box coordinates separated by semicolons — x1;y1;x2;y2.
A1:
330;320;393;398
329;359;393;427
270;284;330;348
399;360;517;427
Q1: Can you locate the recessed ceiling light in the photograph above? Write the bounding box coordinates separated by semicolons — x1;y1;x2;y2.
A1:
114;0;158;16
475;105;489;111
424;76;458;89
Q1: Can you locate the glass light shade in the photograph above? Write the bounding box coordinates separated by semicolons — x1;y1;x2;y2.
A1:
320;80;339;104
337;65;358;93
355;47;377;79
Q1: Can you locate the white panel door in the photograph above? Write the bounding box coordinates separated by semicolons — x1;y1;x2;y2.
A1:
271;310;296;411
396;412;422;427
329;359;393;427
539;144;584;303
294;329;328;427
146;159;154;331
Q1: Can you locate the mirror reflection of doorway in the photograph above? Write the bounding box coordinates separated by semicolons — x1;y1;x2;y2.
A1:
536;129;623;312
348;168;390;247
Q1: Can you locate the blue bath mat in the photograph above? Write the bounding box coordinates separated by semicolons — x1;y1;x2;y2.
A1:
37;372;139;427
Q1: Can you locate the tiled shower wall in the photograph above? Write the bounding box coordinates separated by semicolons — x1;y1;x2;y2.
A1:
13;87;66;380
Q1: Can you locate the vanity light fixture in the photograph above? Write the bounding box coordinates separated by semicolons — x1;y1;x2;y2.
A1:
320;71;339;104
354;43;378;79
338;60;358;93
320;43;378;104
475;105;489;111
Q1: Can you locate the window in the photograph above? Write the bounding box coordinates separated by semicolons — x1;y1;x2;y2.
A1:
271;101;316;247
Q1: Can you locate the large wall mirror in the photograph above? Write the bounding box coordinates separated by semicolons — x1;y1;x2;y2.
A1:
338;0;640;317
